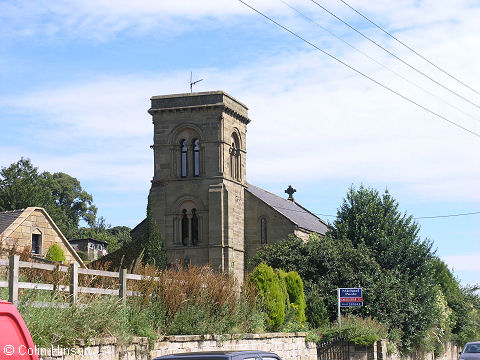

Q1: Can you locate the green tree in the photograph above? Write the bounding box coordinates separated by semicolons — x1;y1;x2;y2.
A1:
249;263;286;330
284;271;307;323
0;158;97;237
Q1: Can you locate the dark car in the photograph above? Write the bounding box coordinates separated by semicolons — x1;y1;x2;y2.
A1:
154;351;282;360
460;342;480;360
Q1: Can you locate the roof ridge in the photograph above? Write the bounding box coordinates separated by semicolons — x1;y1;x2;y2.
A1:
247;183;292;203
0;209;25;215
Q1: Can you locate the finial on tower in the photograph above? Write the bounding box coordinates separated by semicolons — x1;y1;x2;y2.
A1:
285;185;296;201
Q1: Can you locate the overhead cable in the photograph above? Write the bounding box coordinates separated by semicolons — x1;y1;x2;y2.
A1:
307;0;480;112
278;0;480;123
237;0;480;138
337;0;480;97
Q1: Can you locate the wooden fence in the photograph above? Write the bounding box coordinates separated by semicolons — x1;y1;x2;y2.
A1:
0;255;150;305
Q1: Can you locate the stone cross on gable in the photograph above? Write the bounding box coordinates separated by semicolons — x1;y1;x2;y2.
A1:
285;185;296;201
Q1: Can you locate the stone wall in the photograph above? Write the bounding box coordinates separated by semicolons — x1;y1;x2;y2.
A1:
38;333;317;360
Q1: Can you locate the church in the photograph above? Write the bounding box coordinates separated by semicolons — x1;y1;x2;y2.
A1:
136;91;328;283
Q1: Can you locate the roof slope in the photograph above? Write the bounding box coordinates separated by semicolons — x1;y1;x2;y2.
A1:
0;209;24;235
246;184;329;235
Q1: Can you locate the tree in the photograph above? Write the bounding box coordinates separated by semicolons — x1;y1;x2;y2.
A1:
141;195;167;269
251;186;447;353
0;158;97;237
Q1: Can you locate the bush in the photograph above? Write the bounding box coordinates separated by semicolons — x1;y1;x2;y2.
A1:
306;285;329;328
45;244;66;262
249;263;285;330
284;271;307;323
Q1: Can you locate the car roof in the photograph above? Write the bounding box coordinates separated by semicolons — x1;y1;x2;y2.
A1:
156;351;279;359
466;342;480;345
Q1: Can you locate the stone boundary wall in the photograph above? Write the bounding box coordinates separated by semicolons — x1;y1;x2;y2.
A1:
38;333;317;360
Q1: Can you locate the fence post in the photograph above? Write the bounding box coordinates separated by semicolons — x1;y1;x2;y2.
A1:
8;255;19;304
69;263;78;305
119;269;127;303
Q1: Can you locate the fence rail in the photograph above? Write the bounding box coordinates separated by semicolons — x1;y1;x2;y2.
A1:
0;255;146;305
317;336;350;360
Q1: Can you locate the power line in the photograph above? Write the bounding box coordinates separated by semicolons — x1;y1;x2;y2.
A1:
271;204;480;220
278;0;480;124
337;0;480;98
414;211;480;219
236;0;480;138
306;0;480;112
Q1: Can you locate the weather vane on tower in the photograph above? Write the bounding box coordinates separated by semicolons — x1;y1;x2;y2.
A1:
190;72;203;93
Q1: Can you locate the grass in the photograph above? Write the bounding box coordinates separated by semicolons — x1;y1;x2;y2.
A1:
8;264;264;347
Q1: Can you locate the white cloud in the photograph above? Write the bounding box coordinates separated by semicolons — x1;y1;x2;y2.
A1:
442;254;480;272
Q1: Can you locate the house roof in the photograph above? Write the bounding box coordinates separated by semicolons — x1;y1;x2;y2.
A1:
246;184;329;235
0;209;24;235
69;238;109;246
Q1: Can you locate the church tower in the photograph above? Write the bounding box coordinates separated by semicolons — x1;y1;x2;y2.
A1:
148;91;250;282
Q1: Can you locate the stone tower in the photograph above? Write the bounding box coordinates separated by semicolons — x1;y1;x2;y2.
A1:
148;91;250;283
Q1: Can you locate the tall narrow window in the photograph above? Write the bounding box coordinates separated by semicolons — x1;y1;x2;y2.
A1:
260;218;267;244
32;234;42;254
191;208;199;245
193;139;200;177
181;209;189;246
230;142;236;179
180;139;188;177
230;133;241;180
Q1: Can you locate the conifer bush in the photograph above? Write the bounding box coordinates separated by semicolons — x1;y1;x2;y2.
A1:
45;244;65;262
284;270;307;323
249;263;285;330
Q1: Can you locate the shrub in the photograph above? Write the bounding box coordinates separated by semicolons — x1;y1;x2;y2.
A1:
306;285;329;328
249;263;285;330
45;244;65;262
284;271;307;323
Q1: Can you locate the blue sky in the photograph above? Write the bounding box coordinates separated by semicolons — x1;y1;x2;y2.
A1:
0;0;479;285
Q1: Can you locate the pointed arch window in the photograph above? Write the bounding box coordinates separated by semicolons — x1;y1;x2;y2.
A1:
181;209;189;246
260;217;267;244
191;209;199;245
193;139;200;177
180;139;188;177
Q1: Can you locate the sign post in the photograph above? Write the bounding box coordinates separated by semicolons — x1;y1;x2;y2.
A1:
337;288;363;327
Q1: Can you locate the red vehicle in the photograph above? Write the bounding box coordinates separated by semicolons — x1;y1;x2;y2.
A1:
0;300;38;360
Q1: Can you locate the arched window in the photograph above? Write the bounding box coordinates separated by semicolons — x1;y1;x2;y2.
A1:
31;233;42;255
191;208;199;245
180;139;188;177
260;218;267;244
230;133;240;180
181;209;189;246
193;139;200;177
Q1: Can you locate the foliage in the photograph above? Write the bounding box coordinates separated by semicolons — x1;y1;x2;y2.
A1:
251;185;456;353
45;244;66;263
18;264;263;346
249;263;285;330
141;196;167;268
319;315;388;346
71;217;132;253
0;158;97;237
284;270;307;323
305;285;329;328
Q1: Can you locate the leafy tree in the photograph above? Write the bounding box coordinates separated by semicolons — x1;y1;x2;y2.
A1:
0;158;97;237
45;244;66;262
284;271;307;323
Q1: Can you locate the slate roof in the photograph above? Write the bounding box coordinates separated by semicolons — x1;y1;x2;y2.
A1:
246;184;329;235
0;209;24;235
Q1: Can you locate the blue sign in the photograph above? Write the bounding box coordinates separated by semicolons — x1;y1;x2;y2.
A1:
339;288;363;307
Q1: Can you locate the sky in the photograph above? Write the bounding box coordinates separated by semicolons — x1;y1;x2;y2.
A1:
0;0;479;285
